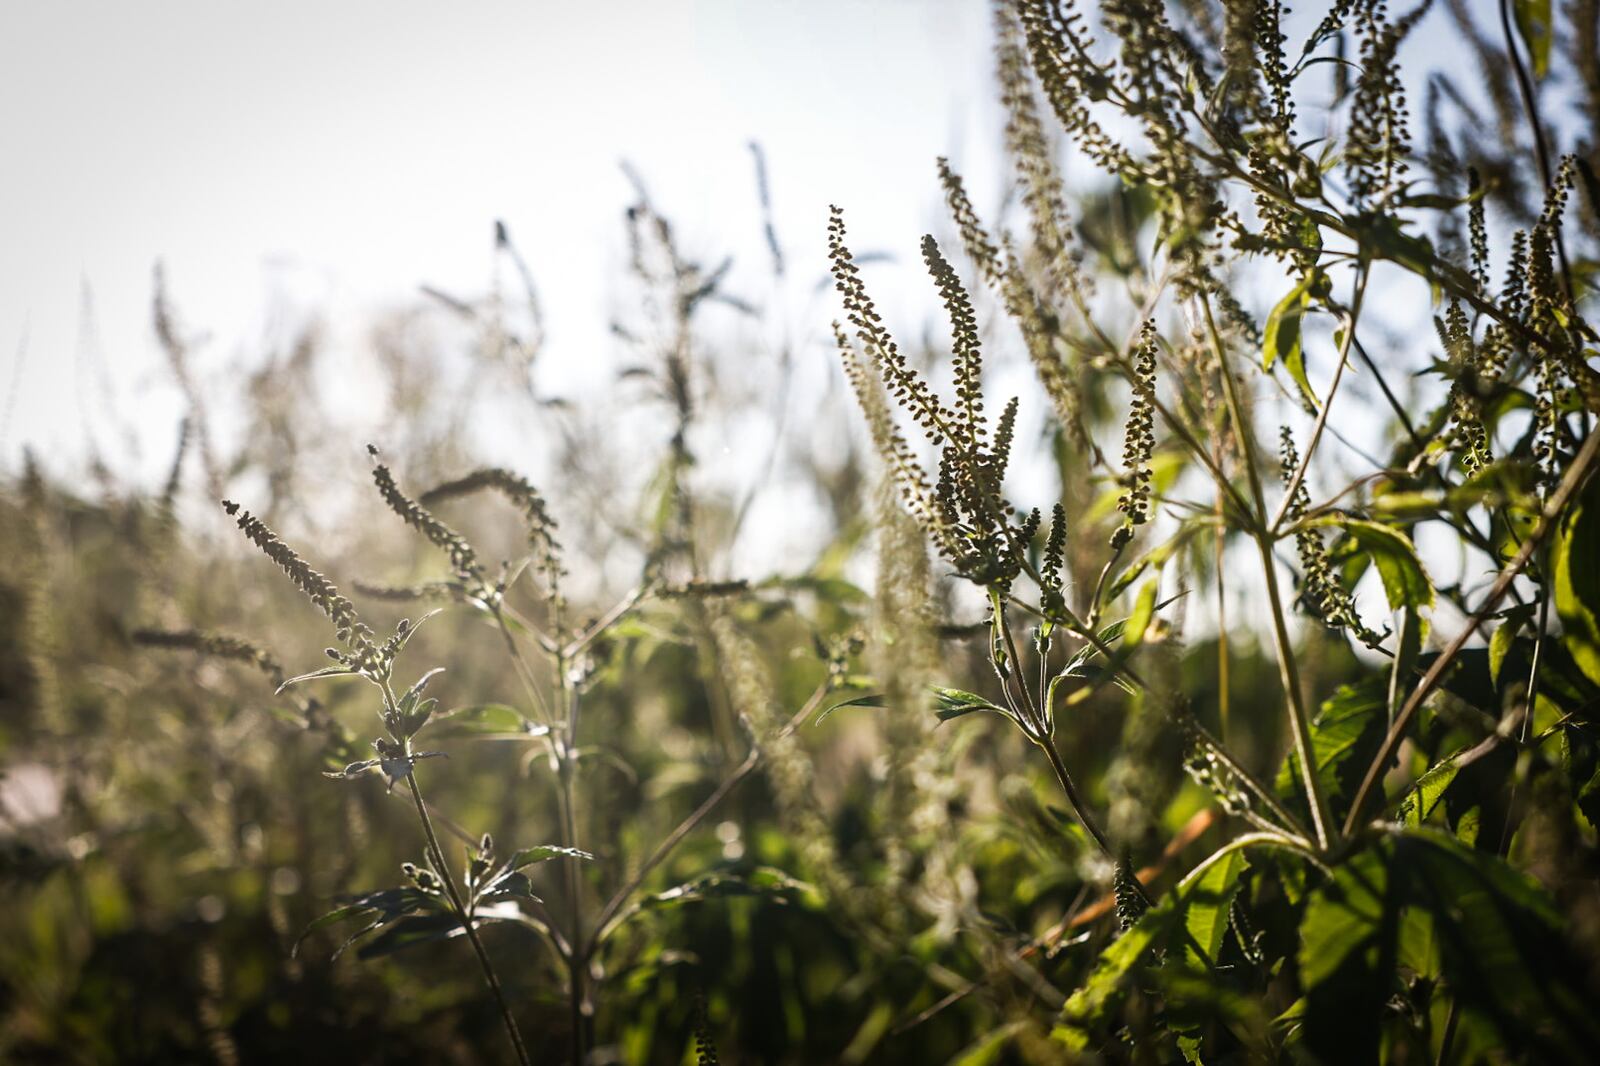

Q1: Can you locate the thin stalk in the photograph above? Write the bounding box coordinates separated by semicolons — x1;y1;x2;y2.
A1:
1037;734;1115;861
1345;427;1600;834
1204;294;1336;850
405;767;531;1066
1087;544;1125;627
492;606;554;726
992;592;1043;727
1214;459;1232;743
563;583;649;659
1019;592;1309;840
553;650;588;1063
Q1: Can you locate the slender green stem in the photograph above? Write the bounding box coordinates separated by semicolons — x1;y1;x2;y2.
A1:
1020;592;1310;840
587;682;826;954
1203;294;1336;850
405;767;531;1066
1214;464;1231;744
1498;0;1573;301
1036;734;1116;861
553;650;588;1064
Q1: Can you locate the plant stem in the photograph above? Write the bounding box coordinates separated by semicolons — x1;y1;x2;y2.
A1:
553;651;588;1064
1037;733;1115;861
1203;294;1336;850
405;767;531;1066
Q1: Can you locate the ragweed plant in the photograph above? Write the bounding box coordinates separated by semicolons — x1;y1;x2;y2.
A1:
827;0;1600;1059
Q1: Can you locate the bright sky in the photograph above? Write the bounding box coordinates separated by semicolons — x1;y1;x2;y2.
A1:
0;0;998;480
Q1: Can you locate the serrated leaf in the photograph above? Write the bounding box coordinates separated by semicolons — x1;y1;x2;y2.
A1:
1397;750;1465;827
356;913;462;960
931;686;1011;723
1182;849;1249;965
506;844;595;870
1299;829;1600;1062
293;886;435;958
1054;905;1182;1050
398;667;445;711
1315;517;1434;611
1488;605;1535;687
1277;680;1387;821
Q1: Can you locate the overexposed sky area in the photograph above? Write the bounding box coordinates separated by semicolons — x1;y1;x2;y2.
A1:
1;0;997;479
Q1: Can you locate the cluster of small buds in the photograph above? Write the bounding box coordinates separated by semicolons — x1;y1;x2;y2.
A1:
368;446;485;588
132;628;285;689
1111;322;1158;549
221;499;376;655
831;213;1038;593
1278;429;1383;645
401;861;443;896
1039;503;1069;618
1346;0;1422;209
1113;856;1148;932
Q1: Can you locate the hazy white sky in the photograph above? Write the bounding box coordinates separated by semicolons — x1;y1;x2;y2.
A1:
0;0;998;478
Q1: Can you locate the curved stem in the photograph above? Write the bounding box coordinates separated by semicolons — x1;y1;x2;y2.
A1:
1204;294;1336;850
406;768;531;1066
1037;732;1116;862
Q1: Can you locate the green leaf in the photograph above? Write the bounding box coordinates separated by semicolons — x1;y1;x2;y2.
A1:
1513;0;1552;79
432;703;549;740
1104;516;1206;602
1299;830;1600;1063
1264;274;1318;409
1181;849;1249;966
1397;750;1465;827
1488;619;1519;689
292;887;435;959
814;692;887;724
1553;472;1600;685
506;844;595;870
356;913;462;960
1277;680;1387;821
1054;904;1182;1050
639;868;821;911
1364;214;1445;301
1315;517;1434;611
931;686;1012;724
1060;620;1127;678
1299;846;1390;1060
275;665;358;694
1123;576;1160;647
